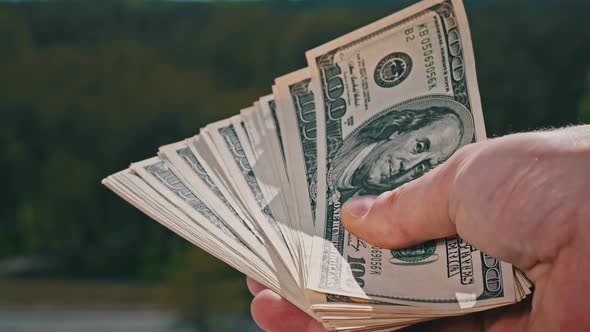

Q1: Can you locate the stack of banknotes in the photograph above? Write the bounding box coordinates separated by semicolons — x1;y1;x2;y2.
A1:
103;0;532;330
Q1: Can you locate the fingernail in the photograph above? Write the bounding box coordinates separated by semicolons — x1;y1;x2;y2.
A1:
343;196;376;219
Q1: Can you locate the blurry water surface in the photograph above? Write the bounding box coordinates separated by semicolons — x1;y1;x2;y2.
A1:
0;309;191;332
0;309;259;332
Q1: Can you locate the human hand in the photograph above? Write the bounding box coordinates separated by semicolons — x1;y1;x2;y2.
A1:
248;126;590;331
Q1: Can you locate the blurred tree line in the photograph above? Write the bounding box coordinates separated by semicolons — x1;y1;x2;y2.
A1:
0;0;589;324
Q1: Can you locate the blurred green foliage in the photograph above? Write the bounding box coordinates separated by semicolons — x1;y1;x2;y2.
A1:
0;1;395;281
0;0;589;327
580;73;590;123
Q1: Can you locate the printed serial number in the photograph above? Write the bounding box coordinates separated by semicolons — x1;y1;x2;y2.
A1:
405;24;439;91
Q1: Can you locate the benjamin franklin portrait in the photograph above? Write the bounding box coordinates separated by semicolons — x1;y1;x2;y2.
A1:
329;101;474;202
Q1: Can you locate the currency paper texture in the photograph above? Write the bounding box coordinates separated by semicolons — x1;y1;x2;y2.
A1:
103;1;532;331
305;0;512;308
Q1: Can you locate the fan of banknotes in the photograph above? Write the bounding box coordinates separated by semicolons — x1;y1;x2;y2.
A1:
103;0;532;330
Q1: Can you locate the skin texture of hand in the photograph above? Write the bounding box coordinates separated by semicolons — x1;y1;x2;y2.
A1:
247;125;590;332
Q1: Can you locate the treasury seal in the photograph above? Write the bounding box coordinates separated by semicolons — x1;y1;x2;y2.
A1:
389;240;439;266
374;52;413;88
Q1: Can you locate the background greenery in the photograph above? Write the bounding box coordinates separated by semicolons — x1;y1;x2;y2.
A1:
0;0;589;330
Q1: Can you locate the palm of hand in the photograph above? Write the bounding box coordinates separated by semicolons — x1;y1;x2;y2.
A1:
407;133;589;331
248;128;590;332
442;134;589;331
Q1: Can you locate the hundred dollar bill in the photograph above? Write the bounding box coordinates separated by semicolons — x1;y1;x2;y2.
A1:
158;142;264;244
242;103;304;269
240;104;294;232
131;158;248;249
236;109;303;273
274;69;318;234
203;116;301;282
274;68;320;279
306;0;515;307
103;169;283;296
131;157;307;304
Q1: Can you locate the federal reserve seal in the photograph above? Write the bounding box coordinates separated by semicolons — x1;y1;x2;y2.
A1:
374;52;413;88
389;240;439;266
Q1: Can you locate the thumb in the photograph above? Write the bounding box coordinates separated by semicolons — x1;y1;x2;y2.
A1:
341;155;458;249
